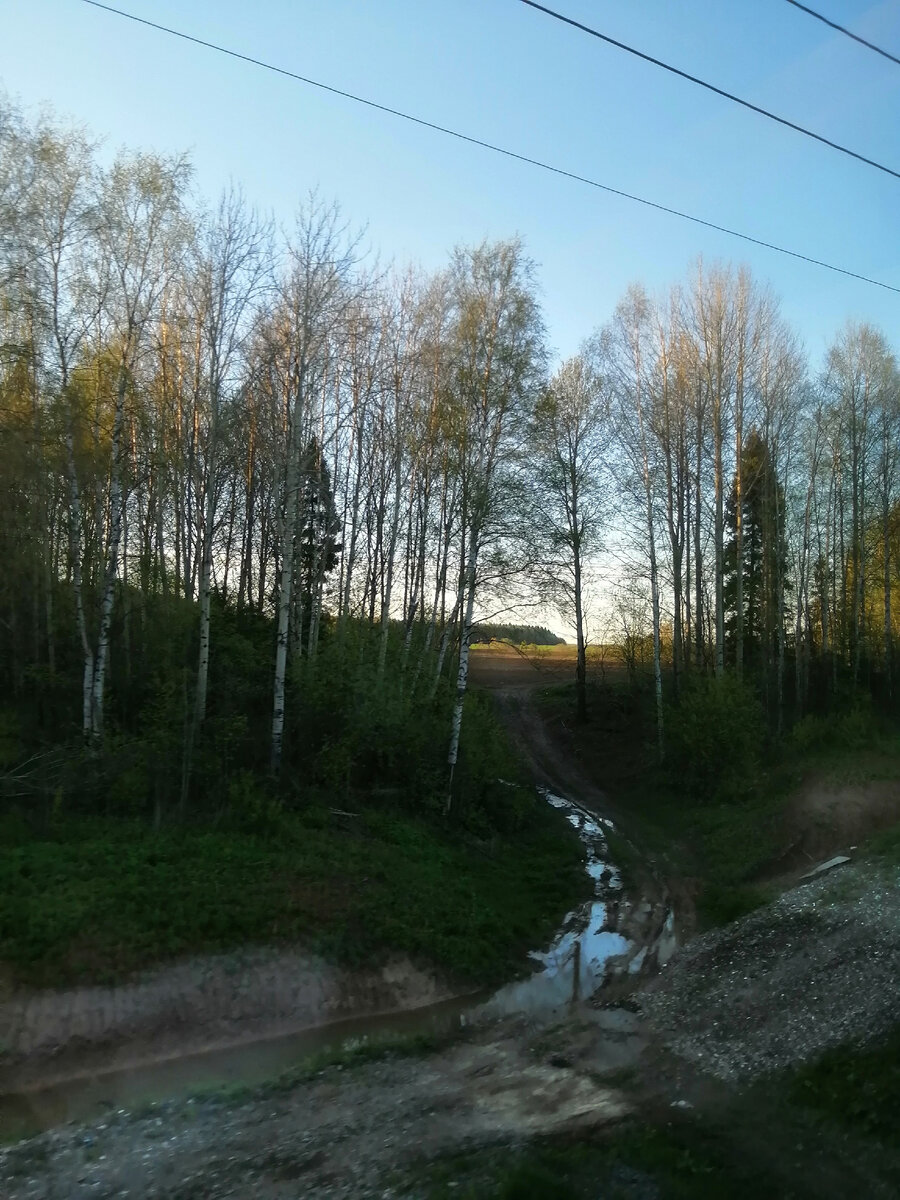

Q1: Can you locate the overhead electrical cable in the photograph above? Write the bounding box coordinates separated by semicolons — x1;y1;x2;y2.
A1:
78;0;900;295
784;0;900;67
517;0;900;181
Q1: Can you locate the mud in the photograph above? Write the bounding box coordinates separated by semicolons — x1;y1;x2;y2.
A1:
0;1018;633;1200
0;950;458;1096
782;773;900;867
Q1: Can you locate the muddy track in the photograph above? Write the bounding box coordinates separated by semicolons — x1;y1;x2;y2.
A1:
493;686;629;826
470;649;655;844
487;683;691;944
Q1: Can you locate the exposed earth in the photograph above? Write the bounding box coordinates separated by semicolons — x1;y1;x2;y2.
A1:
2;645;898;1197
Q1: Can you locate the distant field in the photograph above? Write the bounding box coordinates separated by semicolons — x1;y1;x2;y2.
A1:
469;643;622;689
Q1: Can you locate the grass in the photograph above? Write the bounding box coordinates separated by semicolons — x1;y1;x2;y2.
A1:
868;820;900;864
398;1122;811;1199
786;1024;900;1142
470;643;618;662
0;794;589;989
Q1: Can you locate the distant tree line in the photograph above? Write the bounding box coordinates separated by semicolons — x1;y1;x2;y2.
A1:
470;625;565;646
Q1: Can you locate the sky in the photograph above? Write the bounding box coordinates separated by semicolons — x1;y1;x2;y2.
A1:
2;0;898;371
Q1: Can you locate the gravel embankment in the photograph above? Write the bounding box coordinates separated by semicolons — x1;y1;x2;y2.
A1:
641;860;900;1081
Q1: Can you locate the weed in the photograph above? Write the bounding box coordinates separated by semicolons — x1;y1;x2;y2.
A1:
0;793;588;988
787;1024;900;1141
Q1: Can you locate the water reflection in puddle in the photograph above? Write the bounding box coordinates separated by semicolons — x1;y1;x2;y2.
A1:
0;789;677;1140
480;791;673;1017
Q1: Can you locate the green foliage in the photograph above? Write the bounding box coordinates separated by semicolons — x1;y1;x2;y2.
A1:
285;627;448;804
697;882;769;927
665;674;766;804
868;821;900;864
495;1163;575;1199
789;703;881;755
407;1123;792;1199
0;576;592;985
0;590;515;828
0;790;587;988
0;708;23;769
723;429;788;671
535;679;782;929
454;690;533;834
788;1025;900;1141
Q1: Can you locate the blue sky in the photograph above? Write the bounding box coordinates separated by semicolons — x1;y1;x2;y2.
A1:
2;0;898;368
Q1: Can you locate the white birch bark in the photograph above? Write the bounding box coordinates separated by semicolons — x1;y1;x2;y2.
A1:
271;357;306;774
446;524;479;809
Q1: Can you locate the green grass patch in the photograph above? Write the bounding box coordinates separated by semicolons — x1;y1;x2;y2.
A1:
0;795;589;988
867;821;900;864
787;1025;900;1141
399;1122;798;1199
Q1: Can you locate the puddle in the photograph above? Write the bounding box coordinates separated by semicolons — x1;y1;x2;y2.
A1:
0;996;474;1144
480;791;675;1016
0;789;676;1140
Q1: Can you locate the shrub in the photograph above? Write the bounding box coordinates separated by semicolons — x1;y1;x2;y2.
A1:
790;703;879;755
666;674;766;804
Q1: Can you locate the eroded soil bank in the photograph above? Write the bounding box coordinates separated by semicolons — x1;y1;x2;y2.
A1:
0;949;462;1096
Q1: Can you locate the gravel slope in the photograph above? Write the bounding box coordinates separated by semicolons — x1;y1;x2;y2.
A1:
640;860;900;1081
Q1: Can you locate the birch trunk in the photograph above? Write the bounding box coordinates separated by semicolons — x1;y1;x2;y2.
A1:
65;423;94;739
89;365;129;740
714;386;725;679
446;525;479;811
377;464;403;679
194;411;218;724
573;538;587;724
270;359;305;775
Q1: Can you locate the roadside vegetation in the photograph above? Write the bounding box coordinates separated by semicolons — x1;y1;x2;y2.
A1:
0;613;590;988
537;664;900;927
0;788;588;989
1;101;589;990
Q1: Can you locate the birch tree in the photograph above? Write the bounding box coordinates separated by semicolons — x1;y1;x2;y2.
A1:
192;188;270;727
690;263;737;680
86;152;188;739
531;352;608;722
270;197;358;776
444;239;544;808
607;286;665;758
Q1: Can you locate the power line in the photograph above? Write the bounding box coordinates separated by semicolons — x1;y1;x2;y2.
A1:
78;0;899;295
784;0;900;68
518;0;900;182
